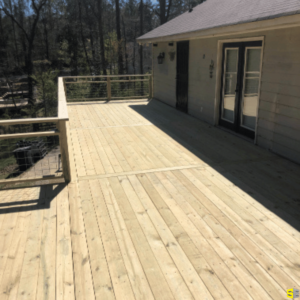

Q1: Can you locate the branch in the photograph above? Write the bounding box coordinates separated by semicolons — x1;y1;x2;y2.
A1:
29;0;47;43
166;0;173;21
0;7;30;41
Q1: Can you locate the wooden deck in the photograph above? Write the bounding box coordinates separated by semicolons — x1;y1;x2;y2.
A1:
1;99;300;300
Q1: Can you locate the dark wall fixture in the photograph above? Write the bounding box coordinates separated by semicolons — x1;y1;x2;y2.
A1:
209;60;214;78
168;42;174;46
168;51;176;61
153;43;158;47
157;52;165;64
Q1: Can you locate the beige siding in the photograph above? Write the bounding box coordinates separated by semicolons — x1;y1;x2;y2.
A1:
153;42;176;107
153;26;300;164
258;27;300;163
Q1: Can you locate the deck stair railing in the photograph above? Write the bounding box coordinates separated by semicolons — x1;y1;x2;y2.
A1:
0;78;71;187
63;74;153;102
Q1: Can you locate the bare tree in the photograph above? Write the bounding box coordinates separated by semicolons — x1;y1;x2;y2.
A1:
1;0;48;101
139;0;143;75
78;0;92;74
115;0;124;74
94;0;107;75
156;0;172;25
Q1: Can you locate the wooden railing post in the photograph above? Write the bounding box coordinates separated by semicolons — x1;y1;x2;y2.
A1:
149;75;153;99
107;77;111;101
58;120;71;183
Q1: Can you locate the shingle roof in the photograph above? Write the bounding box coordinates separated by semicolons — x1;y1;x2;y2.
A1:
137;0;300;41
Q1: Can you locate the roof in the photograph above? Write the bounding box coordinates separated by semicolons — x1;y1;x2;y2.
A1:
137;0;300;41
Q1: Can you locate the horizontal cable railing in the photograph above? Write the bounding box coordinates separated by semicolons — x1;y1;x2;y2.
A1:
63;74;153;102
0;78;71;188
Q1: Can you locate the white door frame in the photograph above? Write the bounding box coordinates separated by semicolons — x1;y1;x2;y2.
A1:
213;36;265;144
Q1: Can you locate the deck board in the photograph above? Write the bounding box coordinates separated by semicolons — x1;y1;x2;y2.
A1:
0;99;300;299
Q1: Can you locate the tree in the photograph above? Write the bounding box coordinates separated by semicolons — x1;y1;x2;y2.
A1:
139;0;143;75
1;0;48;101
96;0;107;75
115;0;123;74
32;62;58;117
156;0;172;25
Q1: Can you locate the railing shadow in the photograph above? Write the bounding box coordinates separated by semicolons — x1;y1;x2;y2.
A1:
128;100;300;232
0;183;65;214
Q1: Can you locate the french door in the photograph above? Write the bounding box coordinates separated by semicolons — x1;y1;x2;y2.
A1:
176;41;189;112
219;41;262;139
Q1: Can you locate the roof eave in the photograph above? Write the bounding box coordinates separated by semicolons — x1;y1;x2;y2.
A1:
137;13;300;44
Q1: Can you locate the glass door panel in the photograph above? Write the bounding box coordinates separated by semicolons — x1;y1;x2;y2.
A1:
219;41;262;139
240;48;262;131
221;48;238;123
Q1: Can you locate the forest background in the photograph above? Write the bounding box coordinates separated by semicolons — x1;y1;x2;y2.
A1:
0;0;205;118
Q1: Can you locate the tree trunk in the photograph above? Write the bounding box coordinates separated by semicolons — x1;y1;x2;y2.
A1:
97;0;107;75
158;0;172;25
78;1;92;74
115;0;123;75
42;19;49;60
0;12;9;69
122;16;128;74
83;1;96;71
139;0;144;94
27;44;34;102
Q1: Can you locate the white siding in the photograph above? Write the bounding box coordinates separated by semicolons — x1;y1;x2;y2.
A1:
153;26;300;164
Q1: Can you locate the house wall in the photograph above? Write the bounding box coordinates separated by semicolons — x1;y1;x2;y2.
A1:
153;42;177;107
153;26;300;164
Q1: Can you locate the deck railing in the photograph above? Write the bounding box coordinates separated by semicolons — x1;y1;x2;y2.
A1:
0;78;71;187
63;74;153;102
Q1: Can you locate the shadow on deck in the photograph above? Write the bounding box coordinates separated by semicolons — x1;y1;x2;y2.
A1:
129;100;300;232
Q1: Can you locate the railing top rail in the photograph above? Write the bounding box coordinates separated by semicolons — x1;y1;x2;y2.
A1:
63;74;151;79
0;130;59;140
0;77;69;126
0;117;60;126
58;77;69;120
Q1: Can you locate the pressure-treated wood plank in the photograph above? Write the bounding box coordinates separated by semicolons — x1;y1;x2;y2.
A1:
69;183;96;300
77;180;116;300
106;176;175;300
94;128;123;173
36;192;57;300
115;126;151;170
191;167;300;282
102;177;155;300
100;127;132;172
85;129;112;174
16;205;44;300
81;180;135;300
123;127;165;169
191;168;300;264
129;126;173;168
152;171;253;300
71;130;87;177
0;198;33;300
205;165;300;243
198;167;300;270
164;170;273;300
106;127;146;171
77;129;97;176
119;175;194;300
136;173;230;300
56;185;75;300
177;169;296;299
0;211;19;287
